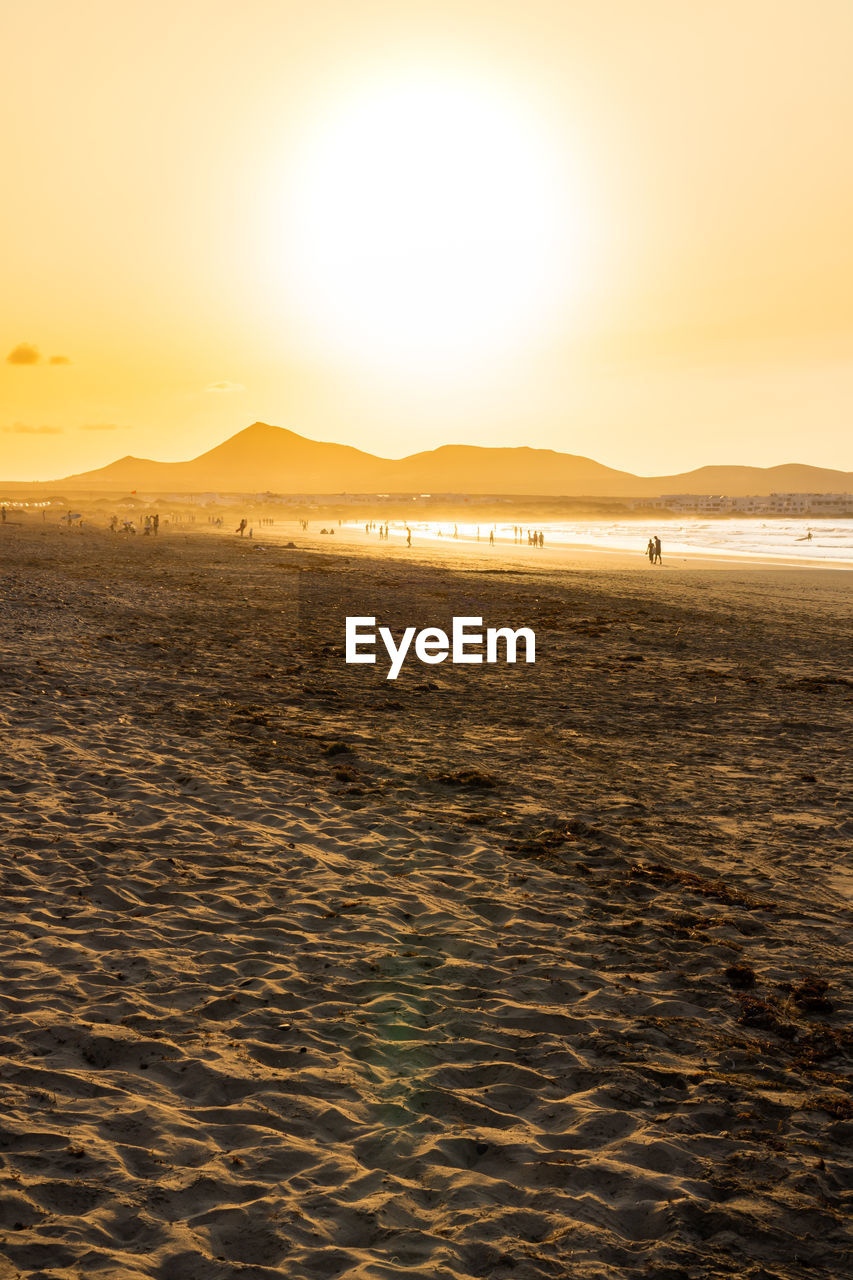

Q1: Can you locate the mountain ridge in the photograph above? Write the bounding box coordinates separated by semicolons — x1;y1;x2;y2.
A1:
8;422;853;498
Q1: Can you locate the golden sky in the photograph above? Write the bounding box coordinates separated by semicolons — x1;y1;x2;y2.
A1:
3;0;852;481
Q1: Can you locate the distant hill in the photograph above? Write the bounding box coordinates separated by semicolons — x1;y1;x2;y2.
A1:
13;422;853;497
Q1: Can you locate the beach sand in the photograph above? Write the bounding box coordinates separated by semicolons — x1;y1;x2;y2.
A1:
0;520;850;1279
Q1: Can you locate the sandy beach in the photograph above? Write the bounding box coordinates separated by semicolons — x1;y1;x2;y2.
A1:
0;518;850;1280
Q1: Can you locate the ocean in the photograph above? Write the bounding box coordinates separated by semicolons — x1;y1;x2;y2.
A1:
345;517;853;564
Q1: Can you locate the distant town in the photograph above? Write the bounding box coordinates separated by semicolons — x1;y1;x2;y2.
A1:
628;492;853;515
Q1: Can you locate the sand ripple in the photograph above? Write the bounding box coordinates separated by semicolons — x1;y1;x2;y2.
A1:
0;528;850;1278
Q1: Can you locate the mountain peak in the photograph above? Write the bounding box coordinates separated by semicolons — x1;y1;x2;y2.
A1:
232;421;289;440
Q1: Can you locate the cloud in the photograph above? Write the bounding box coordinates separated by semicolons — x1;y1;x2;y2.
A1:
205;380;246;393
79;422;131;431
5;344;71;366
2;422;63;434
6;342;41;365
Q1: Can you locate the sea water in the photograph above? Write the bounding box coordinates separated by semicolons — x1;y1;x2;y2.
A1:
346;517;853;564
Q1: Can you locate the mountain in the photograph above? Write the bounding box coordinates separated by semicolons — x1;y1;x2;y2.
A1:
48;425;385;494
24;422;853;497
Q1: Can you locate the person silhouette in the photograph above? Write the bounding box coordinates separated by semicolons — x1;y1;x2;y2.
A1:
654;535;662;564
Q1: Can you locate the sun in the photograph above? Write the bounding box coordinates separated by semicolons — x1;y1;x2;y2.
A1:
275;67;589;383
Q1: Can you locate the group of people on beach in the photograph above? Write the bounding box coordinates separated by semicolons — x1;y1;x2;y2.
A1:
364;521;414;545
646;535;663;564
420;525;547;547
505;527;547;546
107;513;159;535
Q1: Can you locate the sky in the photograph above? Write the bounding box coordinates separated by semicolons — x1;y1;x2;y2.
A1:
2;0;852;481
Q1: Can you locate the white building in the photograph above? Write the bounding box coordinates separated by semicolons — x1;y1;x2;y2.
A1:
768;492;853;514
730;495;770;513
659;494;733;513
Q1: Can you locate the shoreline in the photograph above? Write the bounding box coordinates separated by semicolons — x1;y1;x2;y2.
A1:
254;521;853;572
3;504;853;571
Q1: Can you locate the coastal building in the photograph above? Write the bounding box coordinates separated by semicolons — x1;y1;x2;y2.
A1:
658;494;732;513
767;492;853;514
730;495;770;513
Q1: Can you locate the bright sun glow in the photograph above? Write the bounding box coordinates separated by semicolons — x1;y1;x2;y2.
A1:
276;68;590;382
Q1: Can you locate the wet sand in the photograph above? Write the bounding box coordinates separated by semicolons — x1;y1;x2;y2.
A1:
0;520;850;1279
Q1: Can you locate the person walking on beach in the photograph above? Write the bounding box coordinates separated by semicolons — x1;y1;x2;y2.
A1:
646;537;655;563
489;529;494;545
237;518;247;536
538;530;544;548
406;526;412;547
654;535;662;564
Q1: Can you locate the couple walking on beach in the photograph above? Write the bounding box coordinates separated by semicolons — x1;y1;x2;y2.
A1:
646;535;662;564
